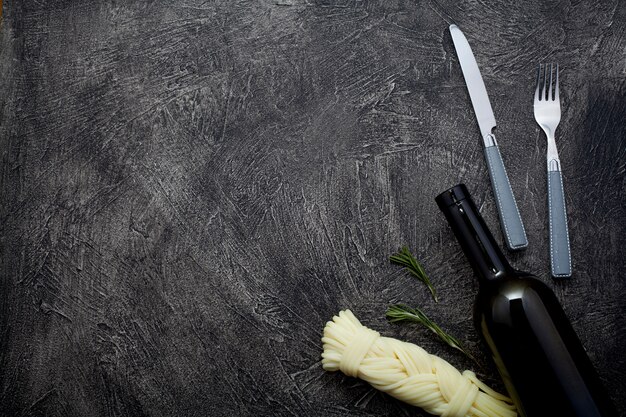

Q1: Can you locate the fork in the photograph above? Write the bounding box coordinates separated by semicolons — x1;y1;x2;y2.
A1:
534;63;571;278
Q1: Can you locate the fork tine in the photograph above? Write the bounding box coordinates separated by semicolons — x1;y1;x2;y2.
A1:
548;63;554;100
538;64;546;100
535;64;541;101
555;63;560;101
543;64;548;101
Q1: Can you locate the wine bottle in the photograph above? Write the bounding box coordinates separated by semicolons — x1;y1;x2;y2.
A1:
435;184;618;417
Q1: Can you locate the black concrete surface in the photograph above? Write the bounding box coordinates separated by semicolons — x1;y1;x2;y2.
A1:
1;1;624;416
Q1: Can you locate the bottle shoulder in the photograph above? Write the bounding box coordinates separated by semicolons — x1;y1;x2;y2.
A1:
477;272;557;304
475;272;568;328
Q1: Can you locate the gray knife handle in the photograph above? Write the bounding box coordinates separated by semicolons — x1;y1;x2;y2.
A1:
547;167;572;278
484;143;528;250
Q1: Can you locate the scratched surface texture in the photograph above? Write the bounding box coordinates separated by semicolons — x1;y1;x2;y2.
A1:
1;1;625;416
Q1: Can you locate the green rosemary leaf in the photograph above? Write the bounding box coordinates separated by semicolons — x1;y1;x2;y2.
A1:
386;304;476;363
390;246;438;302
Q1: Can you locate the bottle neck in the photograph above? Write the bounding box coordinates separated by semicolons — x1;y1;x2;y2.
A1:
436;185;514;282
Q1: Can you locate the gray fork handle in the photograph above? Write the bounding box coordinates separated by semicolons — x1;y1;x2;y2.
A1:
548;167;572;278
484;144;528;251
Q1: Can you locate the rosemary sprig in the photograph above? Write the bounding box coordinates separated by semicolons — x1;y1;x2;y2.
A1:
386;304;476;363
390;246;437;302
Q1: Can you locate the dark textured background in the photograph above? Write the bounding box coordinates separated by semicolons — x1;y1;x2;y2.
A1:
1;1;625;416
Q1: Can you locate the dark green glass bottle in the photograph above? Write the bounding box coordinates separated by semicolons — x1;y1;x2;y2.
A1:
436;184;618;417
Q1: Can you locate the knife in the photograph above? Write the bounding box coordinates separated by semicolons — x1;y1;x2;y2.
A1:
449;24;528;251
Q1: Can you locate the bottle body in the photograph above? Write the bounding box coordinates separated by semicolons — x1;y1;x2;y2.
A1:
436;184;617;417
475;272;617;417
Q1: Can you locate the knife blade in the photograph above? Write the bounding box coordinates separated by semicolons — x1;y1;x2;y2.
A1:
449;24;528;250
